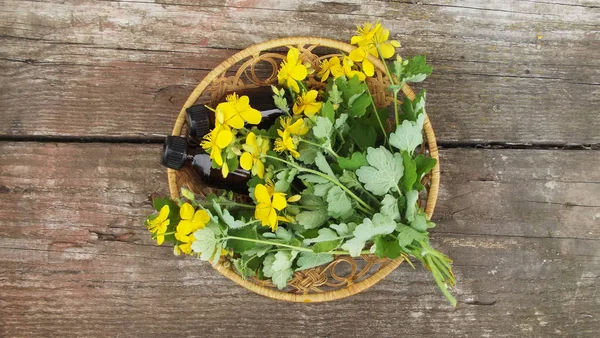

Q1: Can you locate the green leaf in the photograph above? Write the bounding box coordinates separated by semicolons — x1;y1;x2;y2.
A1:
296;252;334;271
244;243;271;257
262;254;276;277
303;228;338;244
326;186;353;220
313;182;334;197
227;225;257;252
402;55;433;83
356;146;404;196
180;187;196;201
381;194;400;221
415;154;437;182
298;173;329;184
321;101;335;123
354;213;397;240
338;152;368;170
374;236;403;259
389;120;423;155
221;209;246;229
341;213;397;256
313;116;333;140
348;93;371;117
349;125;376;150
303;228;342;252
314;152;336;178
405;190;419;222
191;227;218;261
400;151;418;192
272;251;294;271
339;170;361;189
334;113;348;129
296;210;329;229
330;222;357;237
272;268;294;289
313;240;342;253
396;223;427;248
411;212;429;232
274;169;298;193
297;142;319;165
275;227;293;242
152;197;177;213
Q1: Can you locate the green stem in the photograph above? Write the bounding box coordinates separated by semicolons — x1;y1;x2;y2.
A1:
367;93;389;149
299;139;340;158
264;155;375;214
376;45;401;128
225;236;313;253
225;235;372;256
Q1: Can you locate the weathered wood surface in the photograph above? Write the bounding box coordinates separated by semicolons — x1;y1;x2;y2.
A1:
1;0;599;144
1;142;598;337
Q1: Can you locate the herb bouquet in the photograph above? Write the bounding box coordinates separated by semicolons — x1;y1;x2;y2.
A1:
146;22;456;304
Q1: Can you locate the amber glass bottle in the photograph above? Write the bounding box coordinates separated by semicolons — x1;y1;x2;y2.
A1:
162;88;284;194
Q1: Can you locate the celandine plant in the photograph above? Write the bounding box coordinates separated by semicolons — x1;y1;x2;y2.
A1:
146;22;456;305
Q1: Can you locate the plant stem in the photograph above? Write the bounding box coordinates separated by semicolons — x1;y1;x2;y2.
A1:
225;235;372;256
299;139;340;158
225;236;313;252
263;155;375;214
367;93;390;149
376;45;401;128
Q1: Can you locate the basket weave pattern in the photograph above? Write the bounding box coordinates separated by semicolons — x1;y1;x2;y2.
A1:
167;37;440;302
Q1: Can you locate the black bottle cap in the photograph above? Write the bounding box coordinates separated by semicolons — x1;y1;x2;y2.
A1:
186;105;211;139
161;136;188;170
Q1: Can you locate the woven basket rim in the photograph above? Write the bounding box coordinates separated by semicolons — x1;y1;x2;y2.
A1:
166;36;440;302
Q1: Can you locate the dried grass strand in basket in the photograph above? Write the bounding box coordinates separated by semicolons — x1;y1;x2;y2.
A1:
167;37;440;302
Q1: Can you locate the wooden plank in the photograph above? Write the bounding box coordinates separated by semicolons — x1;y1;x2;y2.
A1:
1;0;599;143
0;142;598;336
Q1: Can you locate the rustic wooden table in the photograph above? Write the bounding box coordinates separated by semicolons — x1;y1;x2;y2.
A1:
1;1;598;337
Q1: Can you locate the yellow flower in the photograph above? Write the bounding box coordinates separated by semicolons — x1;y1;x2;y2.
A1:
174;203;210;255
254;183;289;230
293;90;322;117
274;134;299;158
277;47;308;93
350;22;400;60
147;205;170;245
273;117;309;158
200;123;233;166
348;47;375;77
280;116;310;136
342;56;366;81
240;132;269;178
216;93;262;129
317;56;344;82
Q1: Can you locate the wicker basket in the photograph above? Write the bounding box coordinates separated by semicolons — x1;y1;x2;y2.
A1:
167;37;440;302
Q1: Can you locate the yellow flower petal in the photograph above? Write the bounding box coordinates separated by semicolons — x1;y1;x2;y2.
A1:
179;202;194;220
149;205;170;227
268;209;278;230
241;107;262;125
255;160;265;179
221;162;229;178
254;184;270;204
271;193;287;211
240;152;253;170
287;194;301;203
379;43;395;59
287;47;299;65
362;59;375;77
212;148;223;166
290;64;308;81
215;129;233;149
193;210;210;226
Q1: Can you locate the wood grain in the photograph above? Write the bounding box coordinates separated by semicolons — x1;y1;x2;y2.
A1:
1;142;598;337
1;0;599;143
